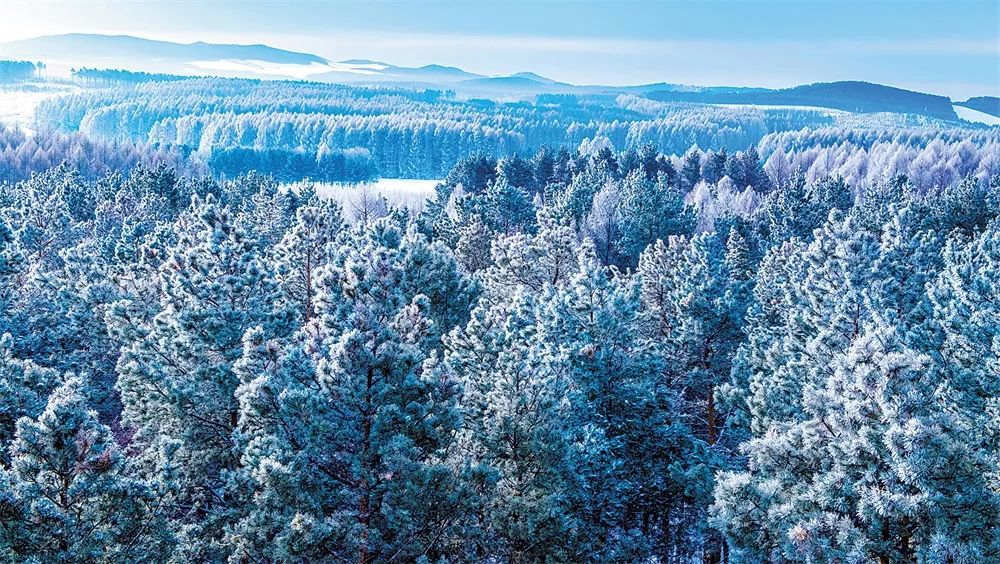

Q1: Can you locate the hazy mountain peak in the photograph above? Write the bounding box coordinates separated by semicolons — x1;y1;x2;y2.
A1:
0;33;329;72
1;32;993;117
338;58;390;66
510;71;559;84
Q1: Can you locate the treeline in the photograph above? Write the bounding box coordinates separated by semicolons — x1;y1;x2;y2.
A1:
1;135;998;561
207;146;377;183
647;80;959;120
35;77;847;178
71;67;190;86
0;60;38;83
0;124;374;184
761;136;999;193
34;76;995;182
0;123;201;183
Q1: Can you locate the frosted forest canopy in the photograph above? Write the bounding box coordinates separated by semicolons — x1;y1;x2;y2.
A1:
6;73;995;183
0;62;1000;563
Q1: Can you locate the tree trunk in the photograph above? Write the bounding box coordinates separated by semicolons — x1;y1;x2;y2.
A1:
707;383;718;445
358;493;371;564
304;254;314;322
357;365;375;564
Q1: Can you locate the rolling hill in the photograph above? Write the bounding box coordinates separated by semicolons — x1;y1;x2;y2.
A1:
956;96;1000;118
646;81;959;121
0;34;991;124
0;33;328;67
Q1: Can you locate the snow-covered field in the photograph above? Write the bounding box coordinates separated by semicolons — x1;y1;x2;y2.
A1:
0;84;79;133
285;178;440;218
953;104;1000;126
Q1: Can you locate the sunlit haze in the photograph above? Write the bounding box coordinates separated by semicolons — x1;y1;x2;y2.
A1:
2;0;998;98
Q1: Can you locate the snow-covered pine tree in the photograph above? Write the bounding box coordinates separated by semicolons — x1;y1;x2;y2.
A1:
713;324;999;562
454;214;493;273
866;204;943;338
637;233;742;446
478;210;580;306
0;334;60;461
928;220;1000;541
453;175;537;237
537;241;712;560
0;221;22;342
680;146;703;192
448;290;582;561
616;169;694;264
112;195;293;560
398;228;480;344
232;219;471;562
1;377;168;561
744;210;879;434
272;196;344;324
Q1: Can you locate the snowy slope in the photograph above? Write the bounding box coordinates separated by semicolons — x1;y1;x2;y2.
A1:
954;104;1000;126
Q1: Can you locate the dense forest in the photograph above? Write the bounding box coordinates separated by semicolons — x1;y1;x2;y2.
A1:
647;81;959;120
0;123;200;183
25;76;937;178
1;120;999;561
29;75;996;184
0;61;40;83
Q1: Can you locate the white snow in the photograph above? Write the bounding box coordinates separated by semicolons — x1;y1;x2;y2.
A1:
0;84;79;134
285;178;440;215
953;104;1000;126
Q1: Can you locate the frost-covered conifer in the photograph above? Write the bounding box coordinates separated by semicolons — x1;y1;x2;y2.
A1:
448;291;582;561
0;335;60;460
1;377;168;561
680;146;703;192
702;148;728;185
235;173;297;247
112;195;292;559
616;169;694;263
479;176;537;234
398;229;480;343
538;241;712;559
231;219;471;562
479;210;580;305
638;233;742;445
272;197;344;323
454;214;493;273
866;205;942;336
0;221;23;338
744;211;878;433
714;325;999;562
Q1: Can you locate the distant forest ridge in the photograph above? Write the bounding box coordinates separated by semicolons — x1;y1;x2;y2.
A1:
21;72;993;182
957;96;1000;118
647;81;959;121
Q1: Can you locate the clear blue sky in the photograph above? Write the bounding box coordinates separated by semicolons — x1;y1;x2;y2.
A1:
3;0;998;98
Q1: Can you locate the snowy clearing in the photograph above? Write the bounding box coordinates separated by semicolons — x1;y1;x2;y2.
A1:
0;84;79;133
284;178;440;218
953;104;1000;126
